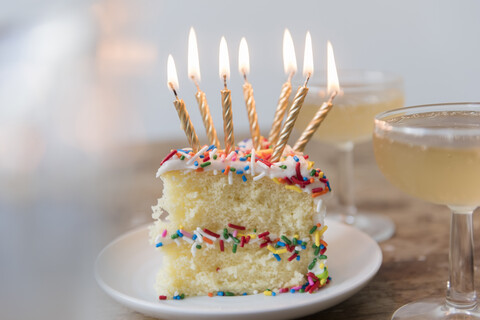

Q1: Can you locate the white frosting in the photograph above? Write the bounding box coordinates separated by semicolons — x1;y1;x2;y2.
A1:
156;140;332;212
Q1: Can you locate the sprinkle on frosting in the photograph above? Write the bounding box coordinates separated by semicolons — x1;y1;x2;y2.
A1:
156;138;332;208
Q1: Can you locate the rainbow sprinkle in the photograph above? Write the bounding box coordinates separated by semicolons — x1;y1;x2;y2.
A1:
156;140;332;202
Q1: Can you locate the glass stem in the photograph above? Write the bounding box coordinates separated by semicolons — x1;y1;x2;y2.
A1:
337;142;357;225
446;206;477;309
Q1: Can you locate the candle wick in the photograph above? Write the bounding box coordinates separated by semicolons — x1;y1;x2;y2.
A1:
303;73;311;87
328;90;338;104
243;73;247;82
287;71;294;83
223;75;227;89
192;76;200;91
169;82;179;98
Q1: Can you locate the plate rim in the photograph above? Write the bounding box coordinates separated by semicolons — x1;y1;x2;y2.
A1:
95;219;383;317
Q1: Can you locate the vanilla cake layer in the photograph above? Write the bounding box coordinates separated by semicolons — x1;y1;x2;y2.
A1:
151;170;321;235
156;245;314;296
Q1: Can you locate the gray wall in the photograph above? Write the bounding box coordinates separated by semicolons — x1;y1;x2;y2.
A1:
1;0;479;149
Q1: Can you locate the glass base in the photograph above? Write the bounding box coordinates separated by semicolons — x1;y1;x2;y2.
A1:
328;212;395;242
392;298;480;319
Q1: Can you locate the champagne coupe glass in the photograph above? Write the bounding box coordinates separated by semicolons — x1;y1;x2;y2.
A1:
374;103;480;319
295;70;404;242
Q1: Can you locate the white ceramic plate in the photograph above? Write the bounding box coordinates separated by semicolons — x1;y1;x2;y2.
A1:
95;219;382;320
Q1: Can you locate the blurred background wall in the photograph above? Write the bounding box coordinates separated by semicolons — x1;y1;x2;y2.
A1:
0;1;479;319
1;0;479;156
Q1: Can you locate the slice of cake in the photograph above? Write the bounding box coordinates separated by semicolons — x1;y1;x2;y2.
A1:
149;138;331;299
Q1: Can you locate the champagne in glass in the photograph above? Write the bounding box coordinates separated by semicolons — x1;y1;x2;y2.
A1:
295;70;404;242
374;103;480;319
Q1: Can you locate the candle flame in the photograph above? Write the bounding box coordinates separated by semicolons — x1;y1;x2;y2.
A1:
219;36;230;80
238;37;250;76
327;41;340;93
283;29;297;75
188;27;201;82
167;54;179;91
303;31;313;78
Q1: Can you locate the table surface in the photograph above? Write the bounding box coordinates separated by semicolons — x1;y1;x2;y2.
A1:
94;139;480;320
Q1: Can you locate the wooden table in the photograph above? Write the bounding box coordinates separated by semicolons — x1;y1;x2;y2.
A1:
95;139;480;320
